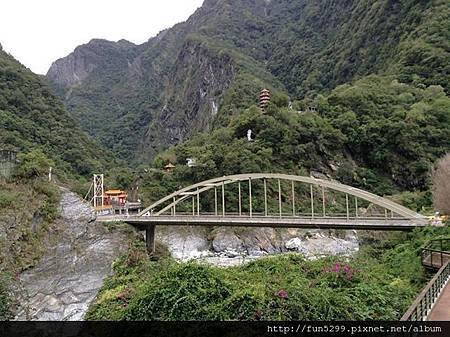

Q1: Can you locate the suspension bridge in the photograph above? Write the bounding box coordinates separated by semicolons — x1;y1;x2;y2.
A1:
97;173;431;254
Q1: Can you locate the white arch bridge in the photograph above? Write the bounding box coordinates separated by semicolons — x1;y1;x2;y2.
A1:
98;173;430;254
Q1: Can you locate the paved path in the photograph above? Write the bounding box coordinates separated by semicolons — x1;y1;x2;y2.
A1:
428;281;450;321
14;188;131;321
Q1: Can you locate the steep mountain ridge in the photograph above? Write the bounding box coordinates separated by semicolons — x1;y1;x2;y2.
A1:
47;39;138;89
46;0;449;163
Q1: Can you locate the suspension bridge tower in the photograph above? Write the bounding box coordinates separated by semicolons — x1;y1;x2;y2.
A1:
84;174;105;209
93;174;104;209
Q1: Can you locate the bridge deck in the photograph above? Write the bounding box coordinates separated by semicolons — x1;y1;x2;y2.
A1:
97;215;426;231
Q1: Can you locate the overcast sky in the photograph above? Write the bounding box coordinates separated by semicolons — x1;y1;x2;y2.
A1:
1;0;204;74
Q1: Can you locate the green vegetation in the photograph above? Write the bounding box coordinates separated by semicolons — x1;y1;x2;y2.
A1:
131;76;449;213
0;273;12;320
264;0;449;96
47;0;449;163
1;0;448;322
0;46;121;319
0;177;61;319
318;76;450;191
86;227;449;321
15;149;54;180
0;48;118;181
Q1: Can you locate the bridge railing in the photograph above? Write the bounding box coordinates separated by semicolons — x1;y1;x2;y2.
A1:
401;260;449;321
148;211;417;220
421;238;450;269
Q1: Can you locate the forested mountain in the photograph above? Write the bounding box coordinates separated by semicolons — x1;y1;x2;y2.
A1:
0;45;116;179
47;0;449;165
0;44;123;318
1;0;449;322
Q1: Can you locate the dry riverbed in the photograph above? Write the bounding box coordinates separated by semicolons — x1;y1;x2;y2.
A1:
14;188;131;321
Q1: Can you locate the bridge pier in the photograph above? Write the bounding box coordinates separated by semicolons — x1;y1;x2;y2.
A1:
146;224;156;255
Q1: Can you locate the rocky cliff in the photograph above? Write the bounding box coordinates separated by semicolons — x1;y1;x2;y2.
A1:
138;38;237;161
14;188;133;321
47;39;137;89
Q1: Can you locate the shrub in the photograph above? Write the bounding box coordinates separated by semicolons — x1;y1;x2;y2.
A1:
0;276;12;320
32;179;60;222
0;190;18;208
15;149;54;180
87;228;450;321
125;263;231;320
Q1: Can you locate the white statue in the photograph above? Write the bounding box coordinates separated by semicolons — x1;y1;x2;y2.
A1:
247;129;253;141
187;158;197;167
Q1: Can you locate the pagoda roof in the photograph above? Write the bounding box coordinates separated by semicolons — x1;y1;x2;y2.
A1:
105;189;127;195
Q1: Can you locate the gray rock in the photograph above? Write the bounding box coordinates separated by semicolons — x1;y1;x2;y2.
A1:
284;232;359;259
239;228;283;254
212;230;245;254
285;237;302;250
156;226;210;260
156;225;360;267
14;187;131;321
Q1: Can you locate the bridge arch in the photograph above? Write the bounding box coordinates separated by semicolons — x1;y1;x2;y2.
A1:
138;173;426;222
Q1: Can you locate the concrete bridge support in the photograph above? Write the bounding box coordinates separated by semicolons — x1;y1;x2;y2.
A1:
146;224;156;255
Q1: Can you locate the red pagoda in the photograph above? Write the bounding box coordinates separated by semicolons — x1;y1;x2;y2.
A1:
259;88;271;110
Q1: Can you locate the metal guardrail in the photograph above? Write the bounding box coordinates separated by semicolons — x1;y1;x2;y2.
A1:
401;238;450;321
421;238;450;269
401;261;449;321
422;249;450;269
145;211;421;219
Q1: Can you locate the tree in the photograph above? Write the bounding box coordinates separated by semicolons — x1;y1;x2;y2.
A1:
15;149;54;179
432;153;450;214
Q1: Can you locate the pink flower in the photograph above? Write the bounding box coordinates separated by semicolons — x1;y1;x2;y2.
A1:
333;263;341;273
276;289;289;299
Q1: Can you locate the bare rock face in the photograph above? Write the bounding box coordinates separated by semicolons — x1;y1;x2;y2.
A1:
284;231;359;258
154;225;359;267
14;188;132;321
211;229;245;254
239;228;283;255
210;227;358;259
156;226;210;260
47;50;95;88
47;39;137;89
137;39;236;162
